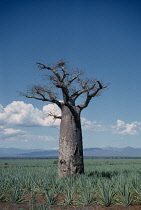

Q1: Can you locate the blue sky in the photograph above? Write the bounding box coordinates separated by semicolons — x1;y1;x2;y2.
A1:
0;0;141;149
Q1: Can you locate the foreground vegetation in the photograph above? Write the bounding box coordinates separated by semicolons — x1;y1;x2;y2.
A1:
1;158;141;209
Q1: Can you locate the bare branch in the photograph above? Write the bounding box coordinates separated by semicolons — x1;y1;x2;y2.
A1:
55;60;66;68
55;61;71;83
36;62;71;103
47;111;62;119
36;91;46;101
46;102;62;123
20;85;63;108
70;79;96;101
36;62;61;81
66;72;82;86
21;92;51;102
21;60;107;112
78;81;107;110
35;86;57;100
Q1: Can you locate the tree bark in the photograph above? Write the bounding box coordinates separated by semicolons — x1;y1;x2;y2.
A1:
58;105;84;177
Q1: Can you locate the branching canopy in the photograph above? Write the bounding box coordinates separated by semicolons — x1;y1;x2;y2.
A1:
21;61;107;111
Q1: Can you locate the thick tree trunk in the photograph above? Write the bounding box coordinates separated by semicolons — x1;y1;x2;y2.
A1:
58;105;84;177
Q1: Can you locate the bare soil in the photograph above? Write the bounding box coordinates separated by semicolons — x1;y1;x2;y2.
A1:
1;203;141;210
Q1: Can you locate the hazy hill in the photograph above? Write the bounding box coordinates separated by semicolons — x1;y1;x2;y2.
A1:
1;147;141;157
0;148;44;156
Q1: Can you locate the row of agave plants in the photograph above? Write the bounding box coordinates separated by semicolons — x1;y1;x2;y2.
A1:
1;159;141;208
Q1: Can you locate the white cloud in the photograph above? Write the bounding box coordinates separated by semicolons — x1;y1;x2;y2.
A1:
0;101;61;127
0;101;59;144
3;128;26;135
0;127;55;143
0;101;141;138
0;127;27;141
53;147;59;150
113;120;141;135
82;118;141;135
31;135;55;142
43;103;61;126
81;117;108;132
117;120;125;128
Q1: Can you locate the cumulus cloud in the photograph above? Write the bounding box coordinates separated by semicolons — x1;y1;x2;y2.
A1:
43;103;61;126
0;101;59;145
0;127;27;141
0;127;55;143
20;134;55;143
0;101;141;137
81;117;108;132
0;101;61;127
113;120;141;135
81;118;141;135
3;128;26;135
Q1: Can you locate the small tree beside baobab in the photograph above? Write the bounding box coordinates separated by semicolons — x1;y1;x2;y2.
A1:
22;61;107;177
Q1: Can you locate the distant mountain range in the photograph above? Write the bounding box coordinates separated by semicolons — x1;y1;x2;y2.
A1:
1;147;141;157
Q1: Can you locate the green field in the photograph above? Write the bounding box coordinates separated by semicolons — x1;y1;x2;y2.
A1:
1;158;141;208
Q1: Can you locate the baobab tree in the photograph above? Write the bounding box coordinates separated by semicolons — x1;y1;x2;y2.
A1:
22;61;107;177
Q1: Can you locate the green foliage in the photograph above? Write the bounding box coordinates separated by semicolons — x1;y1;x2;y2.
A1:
42;188;57;205
9;184;27;203
62;176;78;205
116;178;133;206
78;175;95;205
98;179;114;206
1;158;141;207
0;177;9;201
